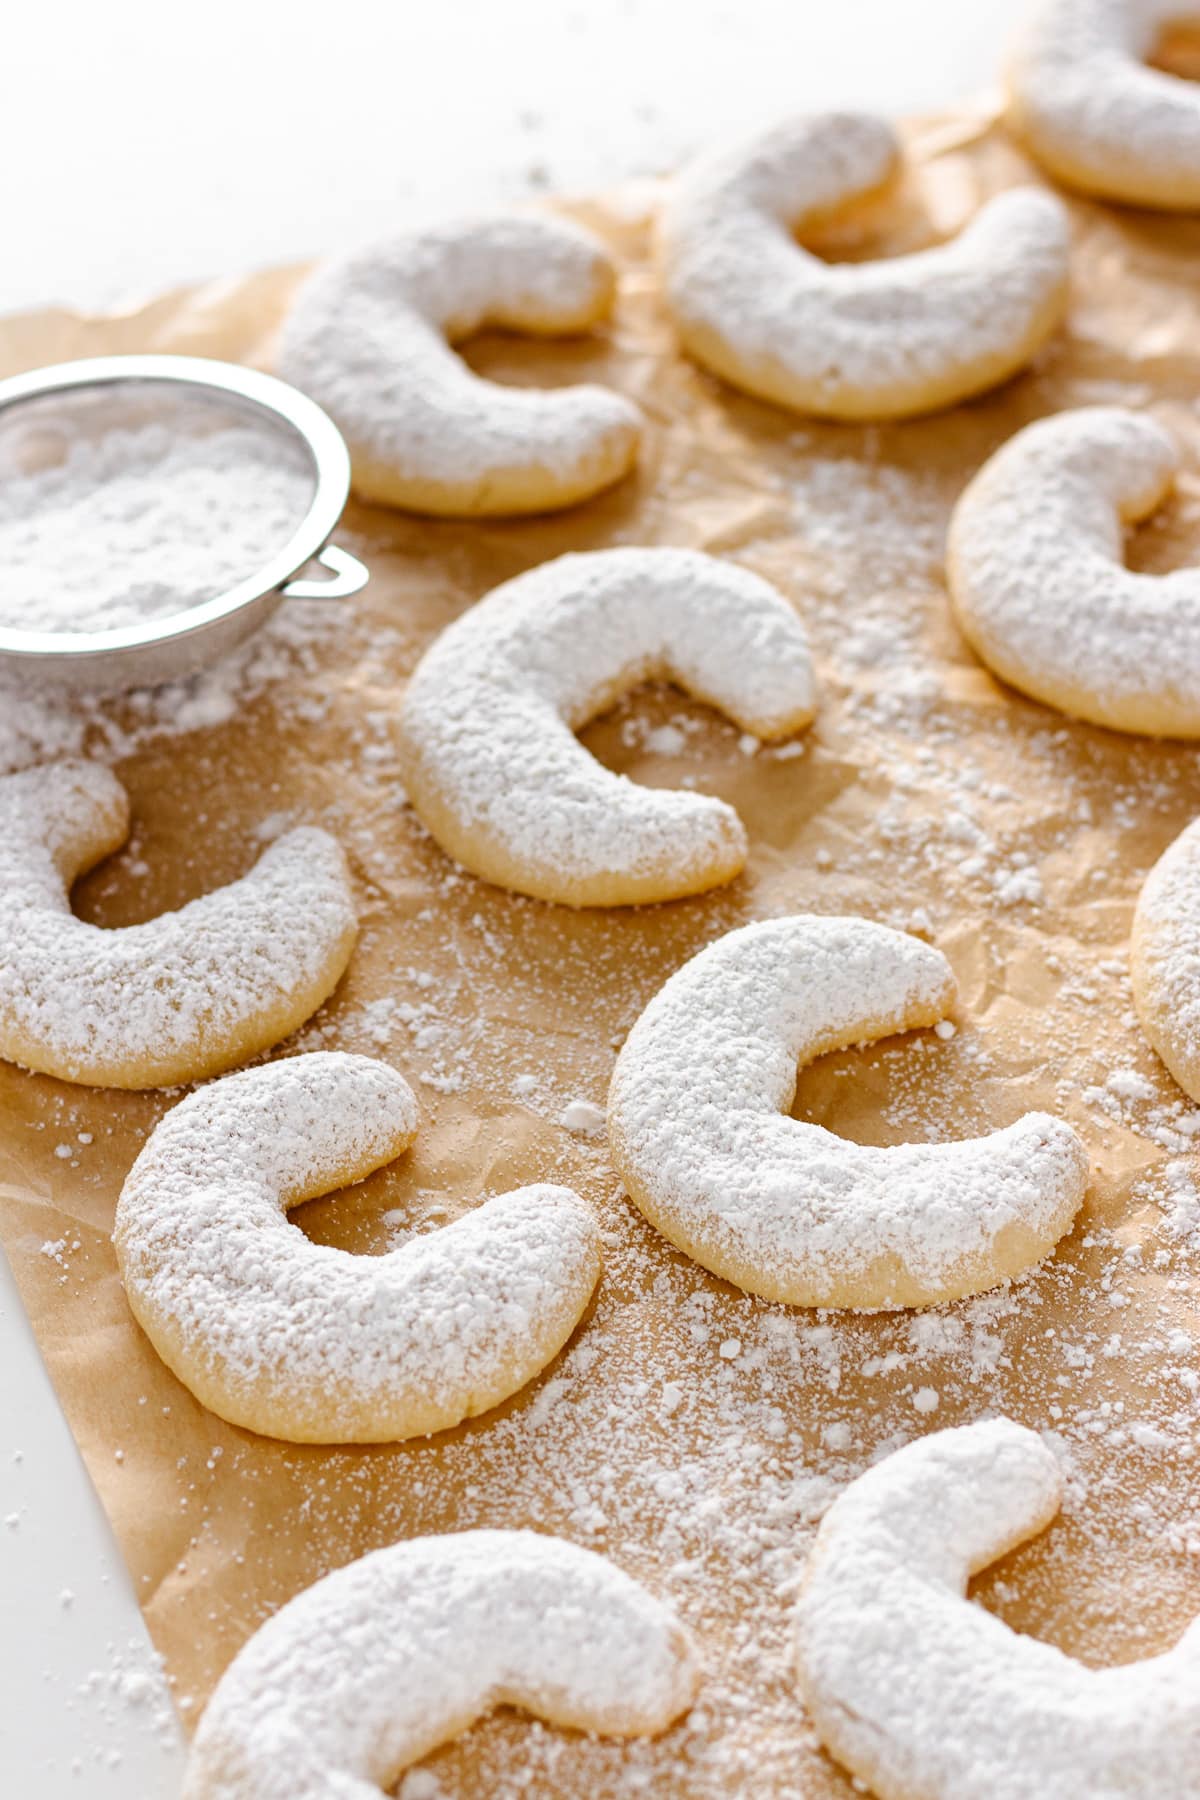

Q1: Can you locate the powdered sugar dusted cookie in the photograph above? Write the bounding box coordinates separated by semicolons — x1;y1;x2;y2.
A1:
276;214;642;516
795;1419;1200;1799
396;547;817;908
607;917;1087;1309
1132;817;1200;1100
658;111;1069;420
1008;0;1200;209
948;406;1200;737
184;1529;699;1800
114;1053;602;1442
0;761;357;1089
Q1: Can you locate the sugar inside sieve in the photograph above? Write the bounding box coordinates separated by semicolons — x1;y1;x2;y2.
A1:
0;354;368;693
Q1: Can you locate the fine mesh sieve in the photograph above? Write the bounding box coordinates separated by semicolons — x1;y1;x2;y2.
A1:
0;353;368;693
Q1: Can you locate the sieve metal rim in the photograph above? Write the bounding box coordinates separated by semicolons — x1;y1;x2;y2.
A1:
0;352;367;670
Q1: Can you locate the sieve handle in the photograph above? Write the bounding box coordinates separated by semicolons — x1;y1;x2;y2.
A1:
281;544;368;602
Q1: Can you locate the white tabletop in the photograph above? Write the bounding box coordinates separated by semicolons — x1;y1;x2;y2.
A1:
0;2;1012;1792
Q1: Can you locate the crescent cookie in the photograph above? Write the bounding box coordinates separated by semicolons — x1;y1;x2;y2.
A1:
276;213;642;516
948;406;1200;737
795;1420;1200;1799
607;916;1087;1310
184;1529;699;1800
658;111;1070;420
0;761;357;1089
396;547;817;908
1132;817;1200;1101
1008;0;1200;209
113;1052;602;1443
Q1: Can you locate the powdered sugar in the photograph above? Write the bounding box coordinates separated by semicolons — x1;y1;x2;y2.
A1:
607;916;1088;1308
659;110;1069;419
396;546;816;907
796;1419;1200;1798
114;1052;603;1442
948;406;1200;737
183;1529;697;1799
1008;0;1200;208
0;760;357;1087
0;418;313;636
277;213;642;515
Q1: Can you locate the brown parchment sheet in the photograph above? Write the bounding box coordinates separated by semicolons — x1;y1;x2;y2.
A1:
6;98;1200;1796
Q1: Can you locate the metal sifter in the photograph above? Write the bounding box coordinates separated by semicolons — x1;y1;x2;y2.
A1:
0;353;368;692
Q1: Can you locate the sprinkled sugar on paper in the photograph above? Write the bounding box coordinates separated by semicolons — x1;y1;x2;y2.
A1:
0;418;313;636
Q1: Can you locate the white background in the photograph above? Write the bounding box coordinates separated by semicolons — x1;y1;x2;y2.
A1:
0;2;1011;1792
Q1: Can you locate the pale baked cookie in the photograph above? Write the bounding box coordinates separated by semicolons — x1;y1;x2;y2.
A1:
396;547;816;908
658;111;1069;420
1132;817;1200;1100
795;1419;1200;1799
184;1529;699;1800
948;406;1200;737
1008;0;1200;209
114;1052;601;1443
607;916;1087;1309
0;761;357;1089
276;214;642;515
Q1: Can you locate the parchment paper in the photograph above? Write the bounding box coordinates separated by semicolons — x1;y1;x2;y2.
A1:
5;100;1200;1796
